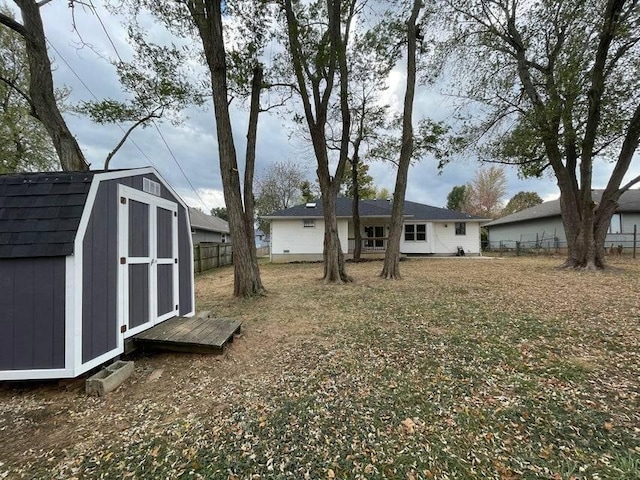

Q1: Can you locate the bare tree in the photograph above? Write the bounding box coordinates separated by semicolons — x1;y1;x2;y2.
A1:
463;166;507;219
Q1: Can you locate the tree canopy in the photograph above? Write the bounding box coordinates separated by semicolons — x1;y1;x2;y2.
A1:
0;5;57;173
442;0;640;268
502;191;543;217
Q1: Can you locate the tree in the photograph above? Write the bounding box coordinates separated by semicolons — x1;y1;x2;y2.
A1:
255;161;306;233
463;166;507;218
184;0;266;296
0;4;57;173
0;1;88;171
502;191;543;217
211;207;228;221
300;180;319;203
281;0;357;283
341;163;377;199
446;185;466;211
444;0;640;269
381;0;423;280
76;29;205;169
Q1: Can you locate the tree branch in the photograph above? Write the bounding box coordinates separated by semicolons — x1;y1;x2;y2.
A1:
0;75;38;118
0;12;27;38
104;110;160;169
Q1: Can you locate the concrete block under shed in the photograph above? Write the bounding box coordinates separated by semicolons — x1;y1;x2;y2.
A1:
85;361;134;396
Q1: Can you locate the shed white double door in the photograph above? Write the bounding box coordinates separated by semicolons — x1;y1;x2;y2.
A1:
118;185;179;338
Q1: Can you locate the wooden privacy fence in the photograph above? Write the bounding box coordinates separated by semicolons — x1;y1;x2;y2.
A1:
193;243;233;274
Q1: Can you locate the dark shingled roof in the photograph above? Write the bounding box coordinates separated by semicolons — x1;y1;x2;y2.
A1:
484;189;640;227
0;171;95;258
264;197;489;221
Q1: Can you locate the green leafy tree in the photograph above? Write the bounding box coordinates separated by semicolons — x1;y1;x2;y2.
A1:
210;207;228;221
341;163;378;200
0;1;88;171
446;185;467;211
0;4;57;173
300;180;319;203
443;0;640;269
502;191;543;217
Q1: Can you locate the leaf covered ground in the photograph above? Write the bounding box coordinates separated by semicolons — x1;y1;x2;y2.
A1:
1;257;639;479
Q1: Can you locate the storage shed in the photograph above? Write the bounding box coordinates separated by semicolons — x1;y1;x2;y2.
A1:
0;167;195;380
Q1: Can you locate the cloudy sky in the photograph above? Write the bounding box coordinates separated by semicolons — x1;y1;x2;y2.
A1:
28;1;640;212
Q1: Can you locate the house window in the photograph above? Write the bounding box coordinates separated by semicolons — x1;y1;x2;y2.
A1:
609;214;621;234
405;224;415;241
303;219;315;228
455;222;466;235
221;234;226;243
405;224;426;241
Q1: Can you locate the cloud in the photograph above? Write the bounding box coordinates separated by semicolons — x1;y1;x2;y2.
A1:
32;2;638;215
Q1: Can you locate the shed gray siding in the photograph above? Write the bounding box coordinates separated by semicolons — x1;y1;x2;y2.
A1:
80;173;193;363
0;257;65;370
81;180;118;363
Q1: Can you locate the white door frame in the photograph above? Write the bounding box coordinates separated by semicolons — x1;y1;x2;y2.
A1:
118;184;179;339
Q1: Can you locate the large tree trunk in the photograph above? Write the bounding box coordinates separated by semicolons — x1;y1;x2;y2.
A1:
322;187;351;282
351;154;362;262
3;1;88;171
381;0;421;280
282;0;353;283
187;0;264;297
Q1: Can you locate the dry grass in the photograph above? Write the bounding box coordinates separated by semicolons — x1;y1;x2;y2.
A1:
1;257;639;479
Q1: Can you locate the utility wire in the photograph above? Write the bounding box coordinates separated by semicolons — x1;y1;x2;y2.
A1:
46;36;211;211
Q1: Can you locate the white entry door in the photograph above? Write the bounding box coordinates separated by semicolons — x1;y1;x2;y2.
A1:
118;185;179;338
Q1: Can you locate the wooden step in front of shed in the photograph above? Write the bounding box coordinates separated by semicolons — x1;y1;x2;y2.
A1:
134;311;241;354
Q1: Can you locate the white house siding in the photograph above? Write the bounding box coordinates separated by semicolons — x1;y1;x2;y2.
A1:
430;222;482;255
399;222;434;254
271;218;349;262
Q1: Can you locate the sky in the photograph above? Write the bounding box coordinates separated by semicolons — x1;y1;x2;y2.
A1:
22;1;640;212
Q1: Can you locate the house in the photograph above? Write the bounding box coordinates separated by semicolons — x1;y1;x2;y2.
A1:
264;198;489;262
484;190;640;250
255;229;270;248
189;207;229;244
0;167;195;380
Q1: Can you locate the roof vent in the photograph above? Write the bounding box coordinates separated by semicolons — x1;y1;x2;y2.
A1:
143;177;161;197
305;202;316;208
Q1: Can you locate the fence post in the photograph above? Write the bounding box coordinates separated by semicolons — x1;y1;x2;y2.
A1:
196;244;202;274
516;241;520;256
634;225;637;259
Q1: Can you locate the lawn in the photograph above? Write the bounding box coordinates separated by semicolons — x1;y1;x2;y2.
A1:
1;257;639;479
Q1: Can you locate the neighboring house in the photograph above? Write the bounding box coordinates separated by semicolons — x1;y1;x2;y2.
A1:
264;198;489;262
0;167;195;380
484;190;640;249
255;229;270;248
189;207;230;244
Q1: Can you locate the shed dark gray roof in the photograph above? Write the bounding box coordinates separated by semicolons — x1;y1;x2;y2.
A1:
188;207;230;234
484;189;640;227
265;197;488;221
0;171;95;258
